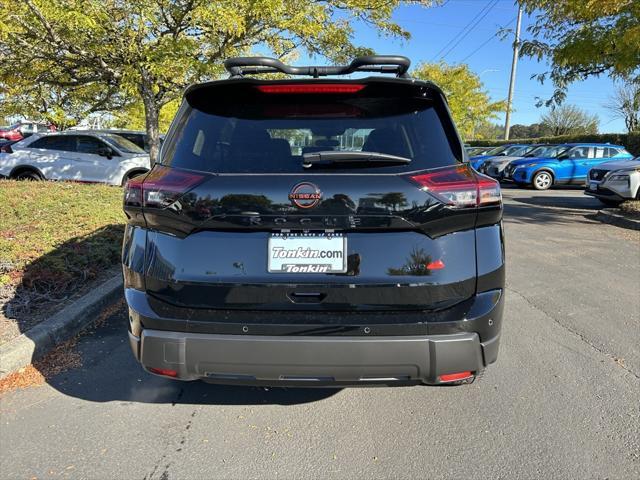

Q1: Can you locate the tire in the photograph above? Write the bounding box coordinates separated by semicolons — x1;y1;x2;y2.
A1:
12;170;43;181
532;170;553;190
599;198;623;208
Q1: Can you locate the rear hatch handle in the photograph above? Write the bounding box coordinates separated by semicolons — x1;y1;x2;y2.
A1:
288;292;327;304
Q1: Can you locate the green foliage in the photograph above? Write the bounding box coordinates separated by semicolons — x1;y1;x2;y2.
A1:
539;104;599;136
468;132;640;156
0;0;435;161
520;0;640;105
509;123;548;139
110;99;180;132
475;122;505;141
412;62;506;140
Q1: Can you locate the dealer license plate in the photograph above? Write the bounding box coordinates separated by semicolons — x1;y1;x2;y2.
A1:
268;233;347;273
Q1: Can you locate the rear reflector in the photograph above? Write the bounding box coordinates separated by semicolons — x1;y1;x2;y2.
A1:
149;367;178;378
124;166;205;209
426;259;445;270
409;165;501;208
439;371;473;382
255;84;365;94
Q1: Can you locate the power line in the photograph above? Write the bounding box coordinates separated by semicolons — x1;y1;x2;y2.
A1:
438;0;501;61
431;0;499;61
460;15;517;62
440;0;501;60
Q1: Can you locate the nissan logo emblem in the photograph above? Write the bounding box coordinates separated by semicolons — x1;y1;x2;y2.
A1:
288;182;322;209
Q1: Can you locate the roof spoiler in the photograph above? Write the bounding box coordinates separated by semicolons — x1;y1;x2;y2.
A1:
224;55;411;79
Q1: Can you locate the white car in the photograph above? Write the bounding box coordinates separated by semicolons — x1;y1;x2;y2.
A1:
0;132;150;186
585;157;640;206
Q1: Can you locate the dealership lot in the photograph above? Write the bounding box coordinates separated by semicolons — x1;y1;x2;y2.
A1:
0;187;638;479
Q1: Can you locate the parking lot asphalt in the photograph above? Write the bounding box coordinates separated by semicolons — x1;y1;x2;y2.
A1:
1;187;639;480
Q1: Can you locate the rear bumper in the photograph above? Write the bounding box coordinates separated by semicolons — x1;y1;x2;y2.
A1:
126;286;503;386
129;329;499;386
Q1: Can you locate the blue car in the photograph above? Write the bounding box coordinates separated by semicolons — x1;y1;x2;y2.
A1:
469;144;532;170
503;143;633;190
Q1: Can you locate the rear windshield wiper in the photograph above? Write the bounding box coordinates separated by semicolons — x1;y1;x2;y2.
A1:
303;151;411;168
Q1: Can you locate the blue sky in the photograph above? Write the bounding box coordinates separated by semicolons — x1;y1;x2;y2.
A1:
297;0;623;133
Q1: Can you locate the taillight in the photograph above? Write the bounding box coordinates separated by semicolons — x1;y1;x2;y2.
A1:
0;144;13;153
148;367;178;378
255;84;365;94
408;165;501;208
124;175;144;207
439;371;473;382
124;166;205;209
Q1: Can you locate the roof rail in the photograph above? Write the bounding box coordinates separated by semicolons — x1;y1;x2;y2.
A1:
224;55;411;79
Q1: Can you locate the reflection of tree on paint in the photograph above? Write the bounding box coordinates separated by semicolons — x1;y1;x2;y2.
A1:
320;194;356;212
377;192;407;211
387;248;433;276
220;194;273;212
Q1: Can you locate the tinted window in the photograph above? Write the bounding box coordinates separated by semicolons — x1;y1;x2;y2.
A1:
163;89;459;174
568;146;591;159
503;145;527;156
76;135;108;155
606;147;623;157
117;133;146;150
486;145;509;156
29;136;75;152
102;134;145;154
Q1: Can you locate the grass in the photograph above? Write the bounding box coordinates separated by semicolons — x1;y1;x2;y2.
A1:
0;180;125;294
620;200;640;220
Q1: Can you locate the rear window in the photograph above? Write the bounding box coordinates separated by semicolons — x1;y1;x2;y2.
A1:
162;82;460;174
102;134;145;154
29;135;75;152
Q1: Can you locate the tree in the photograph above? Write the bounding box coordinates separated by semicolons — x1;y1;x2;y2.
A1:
110;100;181;133
520;0;640;105
0;0;435;163
509;123;549;139
606;81;640;133
475;122;504;140
412;62;505;140
539;104;599;136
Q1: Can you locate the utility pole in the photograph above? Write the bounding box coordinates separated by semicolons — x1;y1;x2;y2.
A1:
504;3;523;140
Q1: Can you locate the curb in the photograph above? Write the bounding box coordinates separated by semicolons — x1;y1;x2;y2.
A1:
597;209;640;231
0;274;123;379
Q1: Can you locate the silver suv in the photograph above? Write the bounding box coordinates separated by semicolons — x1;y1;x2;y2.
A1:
585;157;640;207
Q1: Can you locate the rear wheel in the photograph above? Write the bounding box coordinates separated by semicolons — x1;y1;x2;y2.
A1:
532;170;553;190
12;170;43;181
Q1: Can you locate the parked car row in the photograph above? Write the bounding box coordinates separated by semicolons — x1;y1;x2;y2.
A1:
0;120;56;141
0;131;151;185
465;142;638;205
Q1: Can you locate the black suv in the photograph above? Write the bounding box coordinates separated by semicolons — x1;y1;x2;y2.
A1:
122;56;505;386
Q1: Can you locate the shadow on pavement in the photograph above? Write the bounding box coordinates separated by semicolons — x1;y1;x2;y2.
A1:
503;202;598;226
500;184;604;226
1;225;124;342
509;195;601;211
44;303;339;406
